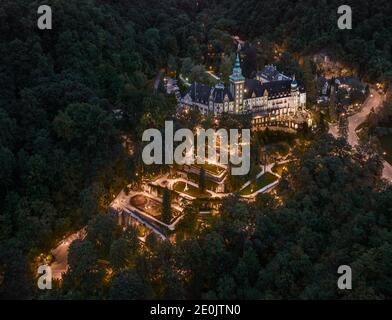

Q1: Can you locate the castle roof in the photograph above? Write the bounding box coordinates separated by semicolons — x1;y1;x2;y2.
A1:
244;79;264;98
183;82;233;104
257;65;291;82
183;82;212;104
185;78;299;104
244;79;292;99
210;83;233;103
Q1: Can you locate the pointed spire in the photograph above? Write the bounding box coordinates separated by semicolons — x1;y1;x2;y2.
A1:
235;53;241;68
230;52;245;81
230;52;244;81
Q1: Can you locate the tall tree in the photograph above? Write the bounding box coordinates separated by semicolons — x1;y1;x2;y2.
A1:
162;188;172;224
62;240;105;298
303;58;317;105
109;269;153;299
199;167;206;192
329;84;338;122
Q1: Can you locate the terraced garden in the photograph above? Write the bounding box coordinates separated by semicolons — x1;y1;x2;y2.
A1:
239;172;278;196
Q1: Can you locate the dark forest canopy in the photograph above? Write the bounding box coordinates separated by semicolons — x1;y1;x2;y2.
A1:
0;0;176;299
0;0;391;299
51;134;392;300
109;0;392;81
214;0;392;81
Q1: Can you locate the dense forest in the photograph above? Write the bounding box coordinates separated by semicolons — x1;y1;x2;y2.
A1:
0;0;392;299
221;0;392;80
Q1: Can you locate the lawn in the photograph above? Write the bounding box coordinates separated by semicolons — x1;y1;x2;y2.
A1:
193;163;225;175
173;181;210;198
379;134;392;165
239;172;278;196
187;172;220;191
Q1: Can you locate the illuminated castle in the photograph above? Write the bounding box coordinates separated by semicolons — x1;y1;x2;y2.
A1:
181;54;310;131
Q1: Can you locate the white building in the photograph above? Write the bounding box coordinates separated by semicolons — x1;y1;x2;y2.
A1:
181;54;310;131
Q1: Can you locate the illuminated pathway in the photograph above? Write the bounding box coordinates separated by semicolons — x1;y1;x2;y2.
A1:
329;88;392;182
50;228;86;280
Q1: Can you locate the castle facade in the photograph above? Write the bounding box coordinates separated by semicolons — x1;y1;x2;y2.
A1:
181;54;311;131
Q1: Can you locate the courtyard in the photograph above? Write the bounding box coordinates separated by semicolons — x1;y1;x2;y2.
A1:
130;194;162;218
173;181;211;198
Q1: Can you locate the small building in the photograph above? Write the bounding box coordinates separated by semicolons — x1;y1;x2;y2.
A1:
335;76;366;94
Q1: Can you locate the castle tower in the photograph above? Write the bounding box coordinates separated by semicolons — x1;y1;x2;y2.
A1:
291;75;299;92
229;53;245;113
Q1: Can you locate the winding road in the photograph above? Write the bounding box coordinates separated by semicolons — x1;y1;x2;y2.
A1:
50;228;86;280
329;88;392;182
